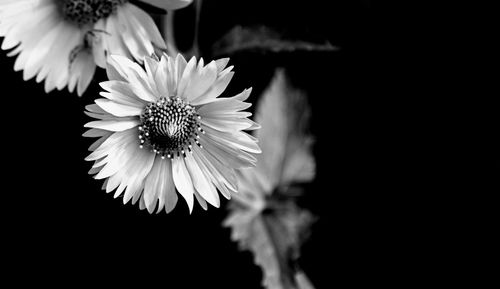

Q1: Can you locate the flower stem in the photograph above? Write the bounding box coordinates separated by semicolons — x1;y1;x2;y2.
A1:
163;11;179;56
162;0;202;58
191;0;203;57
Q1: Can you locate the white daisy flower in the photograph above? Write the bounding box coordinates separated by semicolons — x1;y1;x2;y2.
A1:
84;53;261;213
0;0;192;96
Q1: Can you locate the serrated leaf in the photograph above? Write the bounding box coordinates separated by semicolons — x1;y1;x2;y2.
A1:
213;26;338;56
224;69;317;289
253;69;316;192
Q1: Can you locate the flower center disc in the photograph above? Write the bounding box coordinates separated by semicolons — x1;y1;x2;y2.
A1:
139;97;203;159
60;0;127;26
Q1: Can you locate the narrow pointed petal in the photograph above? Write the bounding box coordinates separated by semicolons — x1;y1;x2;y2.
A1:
172;158;195;213
95;99;143;117
85;119;139;132
193;190;208;210
184;153;220;208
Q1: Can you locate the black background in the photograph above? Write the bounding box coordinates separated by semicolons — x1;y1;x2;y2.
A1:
0;1;408;288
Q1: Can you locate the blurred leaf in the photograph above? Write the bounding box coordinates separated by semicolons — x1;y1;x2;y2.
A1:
254;69;316;191
224;70;317;289
225;200;315;289
294;271;316;289
213;26;338;56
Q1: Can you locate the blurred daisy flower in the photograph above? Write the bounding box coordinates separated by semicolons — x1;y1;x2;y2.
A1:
84;53;260;213
0;0;192;96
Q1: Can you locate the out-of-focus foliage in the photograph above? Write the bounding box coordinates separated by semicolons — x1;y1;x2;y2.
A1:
224;69;316;289
213;26;338;56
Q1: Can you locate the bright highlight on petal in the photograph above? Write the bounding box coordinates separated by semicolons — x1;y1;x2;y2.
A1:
0;0;179;96
84;53;260;213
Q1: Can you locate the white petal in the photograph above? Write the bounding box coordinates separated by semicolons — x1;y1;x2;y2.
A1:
92;19;107;68
154;56;170;97
191;145;237;196
108;145;153;198
158;160;178;213
9;10;60;71
193;190;208;210
117;5;152;60
197;93;252;116
84;111;117;121
132;189;145;205
203;126;261;154
85;103;107;113
139;197;147;210
106;59;126;81
201;117;257;132
88;135;111;152
106;56;159;102
184;153;220;208
144;57;160;91
23;21;64;81
104;14;130;58
75;51;97;96
92;156;109;169
190;71;234;106
94;140;137;179
86;129;135;160
128;4;166;49
82;128;109;138
107;55;147;81
95;99;143;117
231;87;252;102
88;166;102;176
123;151;155;204
176;56;196;99
168;54;186;95
200;136;256;168
171;158;194;213
144;157;176;213
143;158;161;212
106;171;123;194
85;119;139;132
215;58;230;73
99;80;145;106
181;60;218;101
49;34;76;91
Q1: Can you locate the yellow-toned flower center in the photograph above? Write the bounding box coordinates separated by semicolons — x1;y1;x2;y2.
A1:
60;0;127;26
139;97;204;159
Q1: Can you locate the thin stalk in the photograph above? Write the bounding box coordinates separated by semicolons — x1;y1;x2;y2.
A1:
191;0;203;57
164;11;179;56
